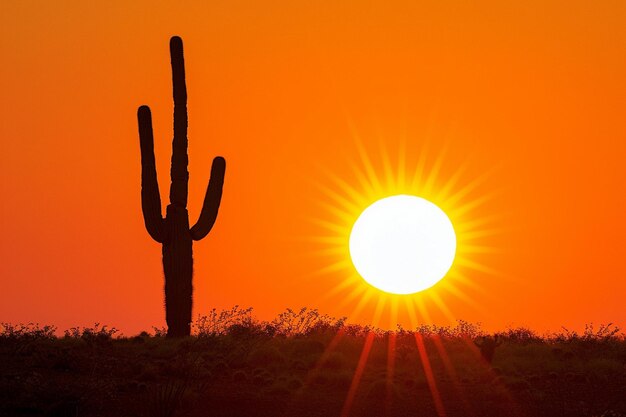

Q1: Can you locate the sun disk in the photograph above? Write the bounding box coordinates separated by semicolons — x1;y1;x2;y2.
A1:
349;195;456;294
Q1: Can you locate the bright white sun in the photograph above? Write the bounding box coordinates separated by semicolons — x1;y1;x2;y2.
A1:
349;195;457;295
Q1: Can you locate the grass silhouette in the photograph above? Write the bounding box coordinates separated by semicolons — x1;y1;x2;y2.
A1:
1;308;624;417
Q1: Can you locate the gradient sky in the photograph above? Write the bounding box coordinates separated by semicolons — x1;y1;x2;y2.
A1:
1;1;624;335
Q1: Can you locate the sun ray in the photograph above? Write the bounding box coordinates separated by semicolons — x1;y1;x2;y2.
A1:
371;295;387;325
349;158;378;198
438;280;483;312
459;244;503;254
342;287;374;319
305;259;352;278
410;139;430;192
414;333;447;417
316;169;370;212
324;171;370;205
445;267;466;281
455;212;505;233
446;270;487;295
431;337;457;381
434;156;473;202
415;296;434;323
334;284;369;311
385;330;397;413
287;329;347;413
339;297;385;417
396;138;407;191
379;138;396;191
339;331;376;417
353;134;384;195
405;295;456;416
309;183;361;221
421;142;449;197
428;292;458;325
389;297;400;331
304;244;348;259
430;336;476;415
450;191;498;219
305;235;347;245
319;274;361;302
454;257;501;276
403;297;420;328
443;165;499;207
307;217;350;235
459;228;505;241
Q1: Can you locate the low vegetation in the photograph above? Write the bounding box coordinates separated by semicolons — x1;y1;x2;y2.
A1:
1;308;624;417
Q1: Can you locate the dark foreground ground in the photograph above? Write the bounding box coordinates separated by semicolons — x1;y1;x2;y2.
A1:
1;312;624;417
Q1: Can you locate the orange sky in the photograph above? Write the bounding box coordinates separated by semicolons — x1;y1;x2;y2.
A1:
1;1;624;335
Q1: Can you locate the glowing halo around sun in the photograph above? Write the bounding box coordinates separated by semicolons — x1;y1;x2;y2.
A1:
305;129;504;332
349;195;456;295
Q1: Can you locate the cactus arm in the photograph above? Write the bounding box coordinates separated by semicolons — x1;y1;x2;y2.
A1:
137;105;166;243
168;36;189;208
190;156;226;241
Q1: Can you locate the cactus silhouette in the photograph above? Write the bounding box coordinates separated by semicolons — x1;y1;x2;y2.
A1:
137;36;226;337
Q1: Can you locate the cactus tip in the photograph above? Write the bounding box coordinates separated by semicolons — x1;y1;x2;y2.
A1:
138;105;151;115
170;36;183;49
212;156;226;174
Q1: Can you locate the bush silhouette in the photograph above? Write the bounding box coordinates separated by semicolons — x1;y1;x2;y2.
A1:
1;315;624;417
474;335;502;364
137;36;226;338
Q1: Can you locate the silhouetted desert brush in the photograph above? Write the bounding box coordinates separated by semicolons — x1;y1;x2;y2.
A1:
550;323;622;344
271;307;345;337
499;326;542;344
0;322;56;354
194;306;254;337
63;323;118;343
1;312;624;417
410;319;484;339
0;322;56;341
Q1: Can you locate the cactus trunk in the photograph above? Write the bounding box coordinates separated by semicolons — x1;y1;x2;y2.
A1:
163;206;193;337
137;36;226;338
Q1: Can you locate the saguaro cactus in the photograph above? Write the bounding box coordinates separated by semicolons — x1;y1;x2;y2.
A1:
137;36;226;337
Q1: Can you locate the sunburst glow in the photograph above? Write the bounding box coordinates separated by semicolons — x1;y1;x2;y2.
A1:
349;195;456;294
306;128;503;331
